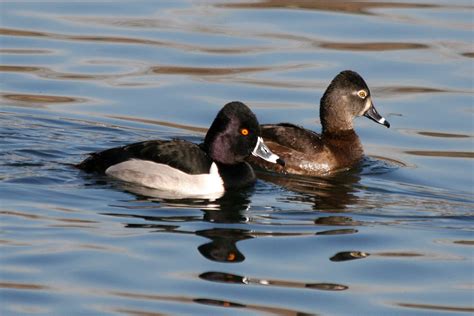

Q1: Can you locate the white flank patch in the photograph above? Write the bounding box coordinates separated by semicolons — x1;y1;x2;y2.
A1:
105;159;225;197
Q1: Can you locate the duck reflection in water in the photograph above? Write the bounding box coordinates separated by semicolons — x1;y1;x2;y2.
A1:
199;271;348;291
105;186;255;263
256;161;363;211
106;171;367;264
197;228;252;263
196;190;254;263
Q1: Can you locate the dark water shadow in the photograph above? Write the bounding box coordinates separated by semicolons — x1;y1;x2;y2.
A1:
199;271;348;291
106;188;311;263
416;131;472;139
98;180;367;264
217;1;464;16
257;170;361;211
330;251;370;262
394;302;474;313
0;280;311;315
318;41;428;51
405;150;474;159
0;26;270;55
101;187;256;263
0;58;307;90
105;114;208;134
1;92;89;108
110;289;311;315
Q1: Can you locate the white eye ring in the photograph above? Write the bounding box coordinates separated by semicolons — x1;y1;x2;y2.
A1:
357;90;368;99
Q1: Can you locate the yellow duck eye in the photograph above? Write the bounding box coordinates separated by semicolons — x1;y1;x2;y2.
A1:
357;90;368;99
240;128;249;136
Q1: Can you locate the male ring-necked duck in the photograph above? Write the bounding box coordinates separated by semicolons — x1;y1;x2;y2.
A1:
249;70;390;176
76;101;284;196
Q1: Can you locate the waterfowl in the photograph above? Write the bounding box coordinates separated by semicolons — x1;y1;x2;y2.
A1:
249;70;390;176
76;101;284;196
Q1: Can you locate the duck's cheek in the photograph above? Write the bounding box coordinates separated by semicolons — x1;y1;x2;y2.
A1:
242;138;255;156
231;137;251;157
360;97;372;116
209;137;233;164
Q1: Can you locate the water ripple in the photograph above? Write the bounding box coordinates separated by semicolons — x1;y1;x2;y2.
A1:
0;27;270;55
405;150;474;158
218;1;447;15
394;302;474;313
319;41;428;51
199;271;348;291
110;290;309;315
1;1;473;315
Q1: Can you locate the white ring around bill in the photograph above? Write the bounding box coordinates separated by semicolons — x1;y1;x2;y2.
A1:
252;137;280;163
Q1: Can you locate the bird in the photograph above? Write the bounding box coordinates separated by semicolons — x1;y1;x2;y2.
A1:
76;101;284;196
249;70;390;176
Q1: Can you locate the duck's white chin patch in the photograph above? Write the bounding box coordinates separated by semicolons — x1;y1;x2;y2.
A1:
105;160;225;198
377;117;386;125
361;97;372;115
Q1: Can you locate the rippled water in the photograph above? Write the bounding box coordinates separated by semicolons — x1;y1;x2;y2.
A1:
1;1;473;315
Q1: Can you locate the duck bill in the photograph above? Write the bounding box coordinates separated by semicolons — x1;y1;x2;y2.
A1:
364;100;390;128
252;137;285;166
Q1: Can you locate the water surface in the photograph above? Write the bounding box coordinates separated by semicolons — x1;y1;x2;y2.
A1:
1;1;473;315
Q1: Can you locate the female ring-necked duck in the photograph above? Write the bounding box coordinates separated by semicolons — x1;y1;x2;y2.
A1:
76;101;284;196
249;70;390;176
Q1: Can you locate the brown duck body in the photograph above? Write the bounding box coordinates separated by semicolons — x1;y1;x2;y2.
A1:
249;123;363;176
249;70;390;176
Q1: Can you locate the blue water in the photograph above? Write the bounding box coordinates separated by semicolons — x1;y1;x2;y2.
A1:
1;1;473;315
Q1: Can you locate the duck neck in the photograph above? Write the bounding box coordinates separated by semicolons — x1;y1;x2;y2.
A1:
322;128;364;162
322;128;358;140
319;99;361;149
320;109;354;135
320;97;355;135
215;161;256;190
321;123;355;136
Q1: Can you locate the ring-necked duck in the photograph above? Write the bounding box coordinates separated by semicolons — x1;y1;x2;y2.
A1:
76;101;284;196
249;70;390;176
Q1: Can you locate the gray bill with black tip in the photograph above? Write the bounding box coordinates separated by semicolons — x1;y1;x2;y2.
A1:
364;103;390;128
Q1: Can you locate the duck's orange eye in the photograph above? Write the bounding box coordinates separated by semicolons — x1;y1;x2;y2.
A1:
227;252;236;261
240;128;249;136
